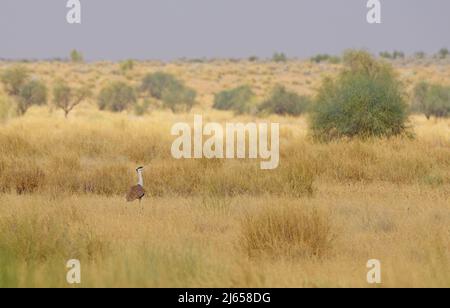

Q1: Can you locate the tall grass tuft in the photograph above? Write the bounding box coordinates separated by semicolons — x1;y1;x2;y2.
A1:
240;205;334;259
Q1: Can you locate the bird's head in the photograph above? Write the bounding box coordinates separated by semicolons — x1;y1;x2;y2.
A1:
136;166;144;172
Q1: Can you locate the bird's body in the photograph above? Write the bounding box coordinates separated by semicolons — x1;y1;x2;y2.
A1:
126;184;145;202
126;167;146;203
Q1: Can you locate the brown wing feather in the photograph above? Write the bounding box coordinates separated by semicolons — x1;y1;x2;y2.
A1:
126;185;145;202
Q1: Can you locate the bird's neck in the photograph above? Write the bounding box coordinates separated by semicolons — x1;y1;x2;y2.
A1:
137;170;144;187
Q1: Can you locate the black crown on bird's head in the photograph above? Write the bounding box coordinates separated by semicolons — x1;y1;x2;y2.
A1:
136;166;144;172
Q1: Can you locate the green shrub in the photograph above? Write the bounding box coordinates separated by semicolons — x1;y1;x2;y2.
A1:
413;81;450;119
311;54;340;64
140;72;196;113
310;50;408;140
437;48;449;59
161;83;196;113
70;49;84;63
392;51;405;59
1;66;29;96
380;51;405;60
213;85;255;114
258;85;311;116
140;72;181;100
98;81;136;112
379;51;393;59
17;80;47;115
272;52;288;63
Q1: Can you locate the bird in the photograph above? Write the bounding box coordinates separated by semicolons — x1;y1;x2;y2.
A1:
126;166;146;203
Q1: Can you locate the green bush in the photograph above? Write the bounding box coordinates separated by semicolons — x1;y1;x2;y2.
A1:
437;48;449;59
311;54;340;64
98;81;136;112
380;51;405;60
140;72;196;113
161;83;196;113
140;72;181;100
213;85;255;114
70;50;84;63
272;52;288;63
258;85;311;116
1;66;29;96
412;81;450;119
393;51;405;59
310;50;408;140
17;80;47;115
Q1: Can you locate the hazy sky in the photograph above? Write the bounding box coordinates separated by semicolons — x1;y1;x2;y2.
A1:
1;0;449;61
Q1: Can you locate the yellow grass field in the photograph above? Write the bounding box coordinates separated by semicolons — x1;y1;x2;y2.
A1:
0;60;449;288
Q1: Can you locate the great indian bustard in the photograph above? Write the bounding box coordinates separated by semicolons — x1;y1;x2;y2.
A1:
126;166;146;203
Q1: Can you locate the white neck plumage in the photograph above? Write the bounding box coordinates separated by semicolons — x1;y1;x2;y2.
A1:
137;170;144;187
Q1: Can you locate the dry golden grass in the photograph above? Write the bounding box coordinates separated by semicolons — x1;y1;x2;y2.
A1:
0;60;449;288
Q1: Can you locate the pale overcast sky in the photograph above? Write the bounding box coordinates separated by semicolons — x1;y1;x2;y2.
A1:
0;0;449;61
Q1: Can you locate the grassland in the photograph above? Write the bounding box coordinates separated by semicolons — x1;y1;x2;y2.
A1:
0;59;449;288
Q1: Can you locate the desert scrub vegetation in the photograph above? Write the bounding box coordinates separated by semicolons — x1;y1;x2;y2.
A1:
53;80;92;118
98;81;137;112
258;85;311;116
1;65;48;115
120;59;135;74
0;58;449;287
140;72;196;113
412;81;450;119
272;52;288;63
0;114;448;198
310;50;409;140
310;54;340;64
240;205;333;259
70;49;84;63
0;209;109;263
213;85;255;114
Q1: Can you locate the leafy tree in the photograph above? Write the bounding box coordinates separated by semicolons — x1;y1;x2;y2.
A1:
98;82;136;112
70;49;84;63
53;80;92;118
258;85;311;116
1;66;29;96
311;50;408;140
17;80;48;115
